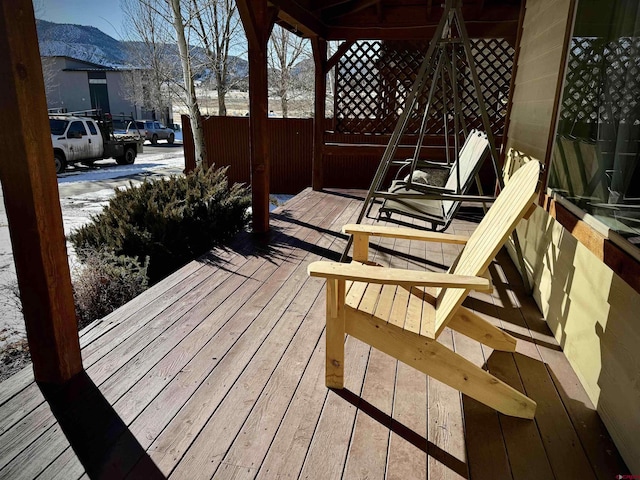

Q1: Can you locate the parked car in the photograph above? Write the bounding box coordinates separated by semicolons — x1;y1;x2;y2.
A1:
135;120;175;144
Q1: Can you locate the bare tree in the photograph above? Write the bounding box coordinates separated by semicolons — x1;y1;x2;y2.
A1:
190;0;245;116
33;0;61;109
168;0;206;166
40;56;61;108
121;0;178;124
123;0;207;166
268;25;310;118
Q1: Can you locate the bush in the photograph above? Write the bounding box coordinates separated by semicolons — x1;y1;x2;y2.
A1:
73;251;149;328
69;166;251;283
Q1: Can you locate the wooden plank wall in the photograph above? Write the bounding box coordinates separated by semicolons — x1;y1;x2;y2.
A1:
182;116;313;194
504;0;573;159
505;0;640;471
183;117;502;192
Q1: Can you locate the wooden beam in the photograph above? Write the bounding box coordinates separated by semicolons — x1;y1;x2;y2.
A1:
542;0;578;204
326;40;354;71
498;0;526;170
326;21;519;40
269;0;327;38
323;142;447;157
313;0;350;12
325;0;379;19
0;0;82;383
345;308;537;418
311;36;327;191
448;306;517;352
542;195;640;295
325;278;346;388
238;0;274;233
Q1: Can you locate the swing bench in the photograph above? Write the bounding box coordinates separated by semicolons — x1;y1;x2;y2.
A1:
379;129;490;231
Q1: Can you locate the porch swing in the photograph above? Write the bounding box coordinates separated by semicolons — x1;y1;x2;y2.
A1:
340;0;530;290
356;0;503;234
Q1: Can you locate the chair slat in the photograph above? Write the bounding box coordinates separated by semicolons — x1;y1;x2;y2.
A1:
435;159;541;337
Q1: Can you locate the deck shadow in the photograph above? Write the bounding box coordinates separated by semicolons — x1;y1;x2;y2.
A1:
39;371;165;479
333;388;469;479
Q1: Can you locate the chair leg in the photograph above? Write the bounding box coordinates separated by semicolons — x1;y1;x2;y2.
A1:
448;306;517;352
346;308;536;419
326;279;346;388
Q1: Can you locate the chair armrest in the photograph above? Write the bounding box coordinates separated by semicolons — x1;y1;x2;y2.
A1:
342;224;468;244
308;262;491;291
391;183;456;194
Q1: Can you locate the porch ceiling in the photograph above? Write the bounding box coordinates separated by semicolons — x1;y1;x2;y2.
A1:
269;0;522;40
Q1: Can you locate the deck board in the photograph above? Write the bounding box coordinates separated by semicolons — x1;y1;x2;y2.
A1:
0;189;629;480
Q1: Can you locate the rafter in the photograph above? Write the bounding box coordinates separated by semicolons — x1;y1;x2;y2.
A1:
326;40;355;71
327;21;519;41
322;0;380;20
269;0;327;38
269;0;521;41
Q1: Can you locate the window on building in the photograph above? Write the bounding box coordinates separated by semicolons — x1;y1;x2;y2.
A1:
550;0;640;247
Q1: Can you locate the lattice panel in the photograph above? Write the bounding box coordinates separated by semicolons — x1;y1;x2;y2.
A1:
334;39;514;136
561;37;640;131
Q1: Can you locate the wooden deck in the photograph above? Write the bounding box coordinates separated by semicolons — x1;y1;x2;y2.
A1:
0;188;629;479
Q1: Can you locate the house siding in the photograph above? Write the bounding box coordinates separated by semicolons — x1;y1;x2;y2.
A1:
506;0;640;472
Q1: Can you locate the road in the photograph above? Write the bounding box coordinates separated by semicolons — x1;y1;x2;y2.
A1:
0;143;185;348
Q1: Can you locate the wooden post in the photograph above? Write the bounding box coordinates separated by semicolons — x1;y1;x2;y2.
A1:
311;37;327;191
325;278;346;389
0;0;83;383
237;0;276;233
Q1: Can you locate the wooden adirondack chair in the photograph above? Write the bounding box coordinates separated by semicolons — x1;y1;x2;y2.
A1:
308;159;541;419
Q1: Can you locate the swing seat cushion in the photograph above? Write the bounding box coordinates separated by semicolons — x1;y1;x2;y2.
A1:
384;181;446;219
404;168;449;187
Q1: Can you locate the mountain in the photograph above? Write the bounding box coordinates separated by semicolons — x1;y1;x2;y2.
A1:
36;19;129;67
35;19;249;81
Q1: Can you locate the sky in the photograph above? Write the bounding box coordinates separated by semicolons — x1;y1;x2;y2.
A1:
36;0;125;39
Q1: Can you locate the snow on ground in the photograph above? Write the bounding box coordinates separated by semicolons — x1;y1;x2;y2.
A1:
58;152;185;185
59;152;187;266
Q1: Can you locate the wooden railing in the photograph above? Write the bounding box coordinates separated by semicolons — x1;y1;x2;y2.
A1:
182;115;500;192
182;115;313;194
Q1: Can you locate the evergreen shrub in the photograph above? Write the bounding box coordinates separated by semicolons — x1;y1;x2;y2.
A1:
70;166;251;283
73;251;149;328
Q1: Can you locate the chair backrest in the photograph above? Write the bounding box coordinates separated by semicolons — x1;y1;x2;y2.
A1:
434;158;541;337
442;130;490;218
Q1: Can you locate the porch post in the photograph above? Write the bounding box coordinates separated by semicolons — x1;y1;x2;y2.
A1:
0;0;83;383
237;0;276;233
311;37;327;191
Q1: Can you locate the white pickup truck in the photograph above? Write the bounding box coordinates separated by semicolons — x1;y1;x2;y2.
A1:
49;112;144;174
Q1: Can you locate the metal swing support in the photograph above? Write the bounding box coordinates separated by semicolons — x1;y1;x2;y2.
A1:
340;0;532;292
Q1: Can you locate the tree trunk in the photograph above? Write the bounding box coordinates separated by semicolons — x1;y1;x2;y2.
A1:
216;72;227;116
169;0;207;167
218;94;227;116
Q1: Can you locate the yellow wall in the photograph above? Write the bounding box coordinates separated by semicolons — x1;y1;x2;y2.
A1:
515;208;640;473
506;0;640;472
